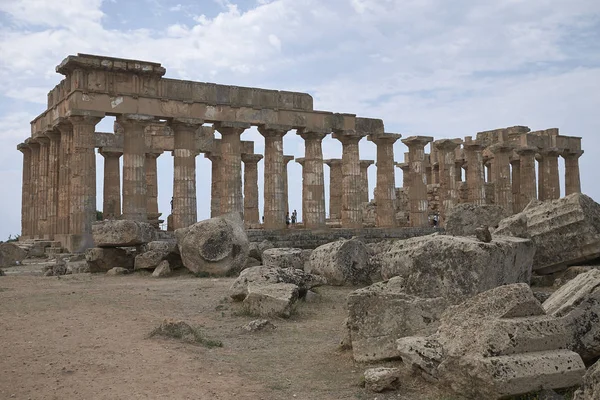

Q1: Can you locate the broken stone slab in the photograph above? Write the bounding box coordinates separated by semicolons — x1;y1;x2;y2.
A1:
152;260;171;278
134;241;180;270
474;225;492;242
242;283;299;318
0;242;27;267
347;277;448;362
85;247;134;273
495;193;600;274
573;358;600;400
307;238;375;286
379;234;535;303
494;213;529;238
93;220;156;247
229;266;326;301
248;240;275;262
396;336;443;379
543;269;600;363
445;203;508;236
262;248;304;269
176;213;249;276
106;267;129;276
363;367;401;393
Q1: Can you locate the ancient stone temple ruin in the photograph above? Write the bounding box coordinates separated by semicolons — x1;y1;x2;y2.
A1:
16;54;583;252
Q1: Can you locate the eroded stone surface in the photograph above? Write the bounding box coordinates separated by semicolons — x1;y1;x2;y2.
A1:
93;220;155;247
445;203;508;236
363;367;401;393
262;248;304;270
85;247;134;273
307;238;375;286
242;283;299;318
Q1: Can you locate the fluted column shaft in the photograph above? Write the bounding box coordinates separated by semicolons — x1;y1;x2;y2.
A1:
335;133;364;228
28;142;40;237
511;159;521;213
300;131;327;229
324;159;342;220
56;121;73;236
563;151;583;195
464;141;486;205
18;144;31;238
37;137;50;238
359;160;374;204
100;149;122;219
69;115;102;247
146;152;161;227
369;134;401;228
216;123;248;218
433;139;460;226
517;148;537;208
283;155;294;214
259;125;289;229
540;148;561;201
118;114;153;222
46;132;61;238
402;136;433;227
205;152;222;218
490;144;513;214
241;154;262;225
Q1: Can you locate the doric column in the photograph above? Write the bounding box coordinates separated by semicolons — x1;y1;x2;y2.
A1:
99;148;122;220
516;147;537;208
46;130;61;239
433;139;461;226
401;136;433;227
283;155;295;214
28;140;41;237
68;113;103;250
539;148;561;201
17;143;31;238
359;160;374;204
170;117;202;229
299;130;328;229
324;159;342;220
563;150;584;196
430;149;439;185
333;131;366;229
510;157;521;213
463;137;486;205
489;143;514;214
215;122;249;218
117;114;153;222
258;124;290;229
241;153;262;225
56;119;73;236
37;135;50;238
146;151;162;228
368;133;402;228
204;142;222;218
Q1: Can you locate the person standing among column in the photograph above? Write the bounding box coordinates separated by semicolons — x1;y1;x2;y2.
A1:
401;136;433;227
215;122;249;218
368;133;402;228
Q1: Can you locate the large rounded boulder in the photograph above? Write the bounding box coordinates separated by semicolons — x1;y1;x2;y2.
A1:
175;213;249;276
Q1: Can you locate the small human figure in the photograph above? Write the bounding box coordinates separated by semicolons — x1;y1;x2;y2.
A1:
285;212;290;227
170;197;174;211
291;210;297;224
262;215;265;223
432;214;439;227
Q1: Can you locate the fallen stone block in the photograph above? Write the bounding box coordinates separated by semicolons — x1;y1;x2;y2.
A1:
307;238;375;286
152;260;171;278
241;319;276;332
543;269;600;363
363;367;401;393
106;267;129;276
445;203;508;236
475;225;492;242
573;358;600;400
248;240;275;262
85;247;134;273
0;242;27;267
93;220;156;247
135;241;180;270
242;283;299;318
262;248;304;269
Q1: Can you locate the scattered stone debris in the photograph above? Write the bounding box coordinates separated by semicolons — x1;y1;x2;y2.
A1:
445;203;508;236
176;213;249;276
106;267;129;276
151;260;171;278
241;319;276;332
307;238;375;286
573;358;600;400
148;319;222;348
86;247;134;273
363;367;401;393
135;240;180;270
43;257;67;276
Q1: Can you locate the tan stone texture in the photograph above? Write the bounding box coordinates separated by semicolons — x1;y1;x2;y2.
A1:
564;150;583;196
516;147;537;210
334;131;365;228
205;148;222;218
37;136;50;238
46;131;61;238
369;133;401;228
56;120;73;236
171;118;202;229
510;157;521;213
145;151;162;227
17;143;31;238
216;122;248;218
489;143;513;214
539;148;561;201
324;159;342;220
300;131;327;228
402;136;433;227
359;160;374;204
100;149;122;220
433;139;461;226
464;138;486;206
258;124;290;229
241;153;262;225
283;155;294;214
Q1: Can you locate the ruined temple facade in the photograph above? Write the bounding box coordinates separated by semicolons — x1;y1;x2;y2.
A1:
17;54;583;252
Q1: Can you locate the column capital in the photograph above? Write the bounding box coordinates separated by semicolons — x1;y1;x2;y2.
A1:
26;138;40;149
433;138;462;152
241;153;263;164
283;155;294;164
323;158;342;167
562;149;584;159
360;160;375;168
258;124;291;138
67;114;103;127
295;157;306;166
214;121;250;136
36;135;50;146
170;117;204;128
298;128;328;141
488;143;514;154
332;130;365;144
145;150;163;159
401;135;434;149
115;113;155;128
99;147;123;158
17;142;30;153
539;147;561;157
367;132;402;145
515;146;538;156
204;152;222;162
395;162;409;171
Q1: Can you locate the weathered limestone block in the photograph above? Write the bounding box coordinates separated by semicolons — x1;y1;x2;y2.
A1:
66;260;90;274
85;247;134;273
379;235;535;303
242;319;276;332
106;267;129;276
347;277;448;362
445;203;508;236
92;220;156;247
363;367;401;393
245;256;261;268
242;283;299;318
493;213;529;238
230;266;326;301
573;359;600;400
262;248;304;269
495;193;600;274
474;225;492;242
0;243;27;267
152;260;172;278
543;269;600;363
134;241;180;270
307;238;375;286
248;240;274;262
175;213;249;276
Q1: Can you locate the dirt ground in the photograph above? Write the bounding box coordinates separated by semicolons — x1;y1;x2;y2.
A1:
0;262;446;400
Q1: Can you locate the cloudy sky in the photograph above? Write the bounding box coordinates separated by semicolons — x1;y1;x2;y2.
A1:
0;0;599;240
